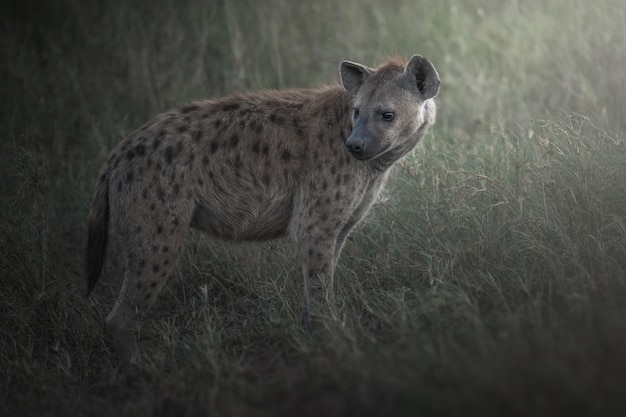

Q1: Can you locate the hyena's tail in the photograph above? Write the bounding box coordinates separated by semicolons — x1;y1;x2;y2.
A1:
85;170;110;296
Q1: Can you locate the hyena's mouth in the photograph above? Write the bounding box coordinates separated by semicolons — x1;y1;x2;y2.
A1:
349;143;391;162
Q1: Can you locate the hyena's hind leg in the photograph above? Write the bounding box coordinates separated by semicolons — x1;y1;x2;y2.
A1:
107;205;193;371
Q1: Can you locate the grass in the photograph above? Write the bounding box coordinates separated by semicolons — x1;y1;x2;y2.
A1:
1;0;626;415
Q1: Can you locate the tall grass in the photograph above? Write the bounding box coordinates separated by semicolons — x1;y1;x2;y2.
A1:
1;0;625;415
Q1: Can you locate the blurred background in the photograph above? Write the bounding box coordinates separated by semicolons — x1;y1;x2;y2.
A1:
1;0;626;416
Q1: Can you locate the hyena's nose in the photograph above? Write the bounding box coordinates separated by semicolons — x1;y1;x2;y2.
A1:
346;134;364;155
346;143;362;155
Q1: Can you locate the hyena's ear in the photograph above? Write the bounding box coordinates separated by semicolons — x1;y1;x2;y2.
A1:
340;60;374;96
405;55;440;100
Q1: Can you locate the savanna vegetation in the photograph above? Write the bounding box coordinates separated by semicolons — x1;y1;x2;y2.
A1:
1;0;625;415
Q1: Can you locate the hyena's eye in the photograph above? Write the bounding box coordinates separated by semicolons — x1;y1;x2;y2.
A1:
353;108;360;120
381;111;395;122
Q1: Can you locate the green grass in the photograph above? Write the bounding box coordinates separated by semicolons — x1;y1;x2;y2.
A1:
2;0;626;415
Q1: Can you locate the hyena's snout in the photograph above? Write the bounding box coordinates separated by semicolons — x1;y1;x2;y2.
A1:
345;122;380;160
345;135;364;156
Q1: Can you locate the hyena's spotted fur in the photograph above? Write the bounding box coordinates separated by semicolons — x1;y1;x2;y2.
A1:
86;55;440;370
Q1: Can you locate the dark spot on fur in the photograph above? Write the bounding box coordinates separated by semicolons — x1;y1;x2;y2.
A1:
230;133;239;148
157;225;163;234
162;246;169;253
222;103;240;112
262;144;270;155
251;141;260;154
270;113;286;125
135;143;146;156
117;181;122;192
210;142;219;153
126;171;133;182
147;157;153;167
193;130;202;142
176;124;187;134
144;293;151;300
150;203;156;211
173;183;180;196
291;117;305;134
98;173;106;183
335;190;342;201
213;119;222;130
181;104;199;113
152;264;160;273
151;245;158;253
157;186;165;201
150;281;157;288
164;146;174;164
281;150;291;161
126;149;135;160
163;260;169;266
153;136;162;150
253;121;263;134
202;155;209;165
136;282;142;289
136;226;141;233
139;259;146;268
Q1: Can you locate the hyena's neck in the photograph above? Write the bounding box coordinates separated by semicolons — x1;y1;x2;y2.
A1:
367;119;433;173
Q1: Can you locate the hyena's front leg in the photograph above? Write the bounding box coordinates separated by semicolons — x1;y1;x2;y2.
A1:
297;231;339;331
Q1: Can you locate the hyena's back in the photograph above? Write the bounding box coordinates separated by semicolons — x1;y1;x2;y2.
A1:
121;86;351;232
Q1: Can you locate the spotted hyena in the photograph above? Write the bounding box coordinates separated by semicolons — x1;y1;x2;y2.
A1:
86;54;440;369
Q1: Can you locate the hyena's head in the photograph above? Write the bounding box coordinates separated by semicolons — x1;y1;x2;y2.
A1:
340;55;440;161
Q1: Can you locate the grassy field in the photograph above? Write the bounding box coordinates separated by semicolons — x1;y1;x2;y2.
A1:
2;0;626;415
